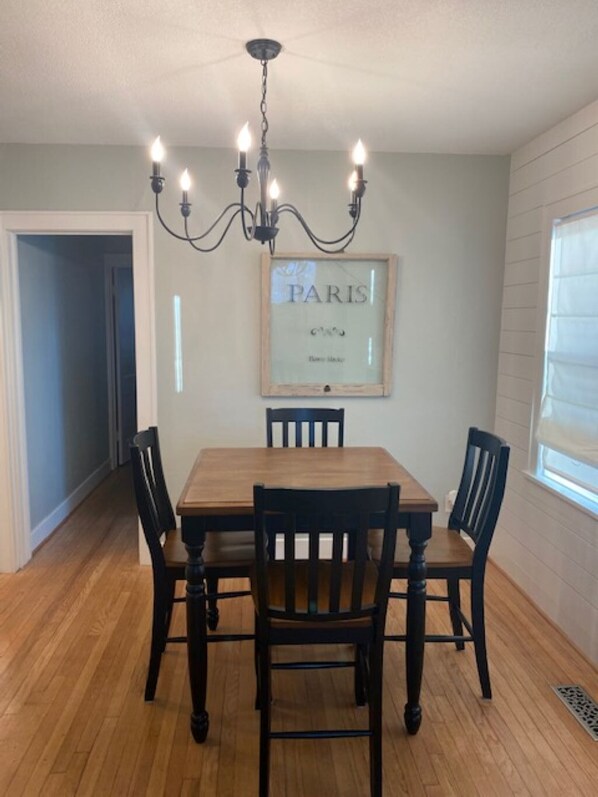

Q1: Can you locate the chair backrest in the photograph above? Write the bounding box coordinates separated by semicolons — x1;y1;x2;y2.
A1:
253;482;399;624
130;427;176;572
449;427;510;561
266;407;345;448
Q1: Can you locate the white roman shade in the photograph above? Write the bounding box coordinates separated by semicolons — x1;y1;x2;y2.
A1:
536;211;598;467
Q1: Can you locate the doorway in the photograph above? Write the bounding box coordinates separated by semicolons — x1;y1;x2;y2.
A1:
16;235;137;551
0;211;156;572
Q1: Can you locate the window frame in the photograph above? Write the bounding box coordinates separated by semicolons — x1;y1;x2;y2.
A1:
528;193;598;518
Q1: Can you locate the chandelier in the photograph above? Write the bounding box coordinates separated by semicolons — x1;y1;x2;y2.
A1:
149;39;367;254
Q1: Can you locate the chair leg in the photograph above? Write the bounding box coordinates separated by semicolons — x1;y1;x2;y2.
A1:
206;575;220;631
254;613;261;710
163;574;177;650
447;578;465;651
258;643;272;797
471;576;491;699
354;644;368;706
145;580;168;701
368;639;384;797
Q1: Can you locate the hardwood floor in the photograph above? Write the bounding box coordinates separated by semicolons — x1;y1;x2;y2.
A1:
0;467;596;796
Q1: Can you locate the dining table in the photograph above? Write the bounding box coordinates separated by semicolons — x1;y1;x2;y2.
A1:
176;445;438;743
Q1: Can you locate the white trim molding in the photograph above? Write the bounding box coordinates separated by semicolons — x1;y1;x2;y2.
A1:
0;211;157;572
31;459;112;550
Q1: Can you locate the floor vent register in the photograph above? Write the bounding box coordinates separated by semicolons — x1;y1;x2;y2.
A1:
552;685;598;740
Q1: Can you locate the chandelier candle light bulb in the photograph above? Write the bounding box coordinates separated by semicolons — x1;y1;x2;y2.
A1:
150;136;166;194
151;136;164;164
148;38;367;253
179;169;192;217
180;168;191;197
237;123;251;170
352;139;366;183
180;169;191;191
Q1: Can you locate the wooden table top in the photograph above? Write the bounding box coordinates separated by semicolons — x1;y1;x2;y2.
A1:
177;447;438;516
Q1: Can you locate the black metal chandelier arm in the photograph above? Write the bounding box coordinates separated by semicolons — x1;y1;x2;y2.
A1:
183;207;244;252
276;201;361;247
305;229;356;254
154;195;197;242
276;205;357;254
154;195;245;244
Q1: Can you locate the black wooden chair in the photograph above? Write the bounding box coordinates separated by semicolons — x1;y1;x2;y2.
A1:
252;482;399;797
266;407;344;447
130;427;254;701
370;427;509;699
203;406;345;628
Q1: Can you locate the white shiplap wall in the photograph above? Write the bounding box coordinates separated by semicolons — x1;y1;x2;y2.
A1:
493;101;598;665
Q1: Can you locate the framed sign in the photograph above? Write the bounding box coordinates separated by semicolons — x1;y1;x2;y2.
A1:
261;253;397;396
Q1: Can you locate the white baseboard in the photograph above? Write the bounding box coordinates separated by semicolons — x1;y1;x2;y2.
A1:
30;459;112;550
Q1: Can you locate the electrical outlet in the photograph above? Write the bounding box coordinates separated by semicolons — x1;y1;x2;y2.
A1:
444;489;457;513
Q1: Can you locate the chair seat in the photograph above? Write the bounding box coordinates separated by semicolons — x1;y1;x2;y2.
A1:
164;528;255;568
251;560;378;628
368;526;473;572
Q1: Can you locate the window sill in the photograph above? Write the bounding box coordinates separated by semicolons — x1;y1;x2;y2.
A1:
523;470;598;520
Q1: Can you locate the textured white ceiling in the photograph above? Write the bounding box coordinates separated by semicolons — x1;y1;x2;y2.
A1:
2;0;598;154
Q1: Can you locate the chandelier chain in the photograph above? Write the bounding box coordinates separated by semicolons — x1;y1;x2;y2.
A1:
260;59;269;150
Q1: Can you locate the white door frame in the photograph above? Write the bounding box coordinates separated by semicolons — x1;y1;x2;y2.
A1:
104;253;135;470
0;211;157;572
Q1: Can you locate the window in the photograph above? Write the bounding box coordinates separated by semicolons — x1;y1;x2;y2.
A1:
535;208;598;512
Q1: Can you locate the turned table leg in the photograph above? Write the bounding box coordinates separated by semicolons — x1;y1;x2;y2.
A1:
404;513;429;735
184;522;209;743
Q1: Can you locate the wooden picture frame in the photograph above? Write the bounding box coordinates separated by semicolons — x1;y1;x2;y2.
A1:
261;252;397;397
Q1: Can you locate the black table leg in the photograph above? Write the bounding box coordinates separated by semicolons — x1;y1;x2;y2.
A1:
184;523;209;743
404;513;429;735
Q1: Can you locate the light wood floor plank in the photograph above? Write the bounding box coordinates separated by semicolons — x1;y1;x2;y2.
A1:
0;467;596;796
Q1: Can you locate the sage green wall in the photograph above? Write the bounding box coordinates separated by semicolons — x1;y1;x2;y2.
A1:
0;144;509;518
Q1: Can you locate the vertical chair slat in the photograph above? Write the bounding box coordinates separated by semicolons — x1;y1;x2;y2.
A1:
307;520;320;614
463;448;484;528
469;450;492;539
450;434;476;530
142;449;155;494
329;529;344;613
470;449;488;520
266;418;274;447
266;408;345;450
284;512;296;614
350;512;368;612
